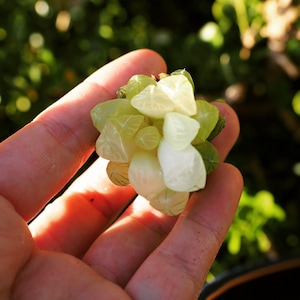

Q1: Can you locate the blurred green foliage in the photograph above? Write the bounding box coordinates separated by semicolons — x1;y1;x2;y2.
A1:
2;0;300;278
228;190;286;255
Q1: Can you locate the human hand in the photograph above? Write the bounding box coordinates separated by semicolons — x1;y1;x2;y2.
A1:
0;49;243;299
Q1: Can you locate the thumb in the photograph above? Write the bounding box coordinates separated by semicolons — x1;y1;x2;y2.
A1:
0;196;34;297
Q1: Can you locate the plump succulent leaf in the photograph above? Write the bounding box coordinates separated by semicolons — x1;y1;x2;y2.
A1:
126;74;157;100
158;74;197;116
108;114;145;141
90;98;140;132
194;140;220;174
106;161;130;186
170;69;195;91
163;112;199;150
192;100;219;144
128;151;166;199
131;84;176;119
149;189;190;216
96;120;137;163
157;139;206;192
134;125;161;150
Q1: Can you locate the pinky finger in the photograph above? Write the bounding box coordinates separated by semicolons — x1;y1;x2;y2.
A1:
125;163;243;299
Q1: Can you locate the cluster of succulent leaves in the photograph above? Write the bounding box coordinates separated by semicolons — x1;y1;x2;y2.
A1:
91;69;225;215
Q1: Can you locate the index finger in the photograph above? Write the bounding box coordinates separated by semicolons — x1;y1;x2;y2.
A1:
0;49;167;221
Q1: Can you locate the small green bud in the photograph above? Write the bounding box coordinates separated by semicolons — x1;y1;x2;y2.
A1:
117;85;127;98
158;72;169;80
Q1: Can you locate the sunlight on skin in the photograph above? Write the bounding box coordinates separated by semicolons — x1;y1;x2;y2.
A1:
29;157;137;256
83;194;178;287
0;49;167;222
0;49;243;299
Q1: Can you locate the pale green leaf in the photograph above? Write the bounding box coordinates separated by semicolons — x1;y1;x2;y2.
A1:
134;125;161;150
90;98;139;132
192;100;219;144
95;120;137;162
149;189;189;216
163;112;199;150
170;69;195;91
157;139;207;192
109;114;145;140
126;74;157;100
131;84;175;118
128;151;166;198
158;74;197;116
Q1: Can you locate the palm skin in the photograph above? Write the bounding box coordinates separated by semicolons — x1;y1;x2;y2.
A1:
0;49;243;300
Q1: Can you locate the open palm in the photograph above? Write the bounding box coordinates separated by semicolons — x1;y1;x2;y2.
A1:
0;49;243;299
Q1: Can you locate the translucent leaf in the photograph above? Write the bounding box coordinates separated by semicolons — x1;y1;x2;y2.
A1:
158;74;196;116
170;69;195;91
192;100;219;144
194;141;220;173
131;84;175;119
157;139;207;192
128;151;166;198
106;161;130;186
109;114;145;141
134;126;161;150
163;112;200;150
90;98;139;132
149;189;189;216
95;120;136;162
126;74;157;100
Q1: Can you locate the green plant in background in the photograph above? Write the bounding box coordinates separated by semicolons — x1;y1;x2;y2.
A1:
0;0;156;138
227;189;286;255
207;189;286;280
211;0;264;51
